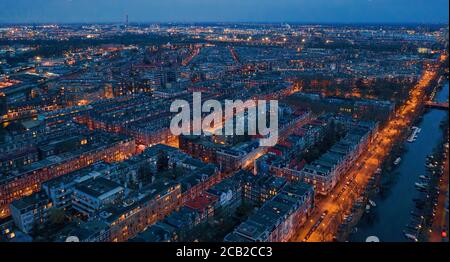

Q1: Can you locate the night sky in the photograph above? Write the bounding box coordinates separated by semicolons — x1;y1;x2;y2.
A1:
0;0;448;24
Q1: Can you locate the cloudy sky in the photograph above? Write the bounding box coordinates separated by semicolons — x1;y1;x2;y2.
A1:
0;0;448;24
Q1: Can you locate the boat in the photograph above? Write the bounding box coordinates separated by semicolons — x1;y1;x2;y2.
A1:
415;182;427;189
394;157;401;165
407;127;421;142
404;233;418;242
369;200;377;207
410;211;424;218
406;223;420;230
419;175;430;181
417;187;427;192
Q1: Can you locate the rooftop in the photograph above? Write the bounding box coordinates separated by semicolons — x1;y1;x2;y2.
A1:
75;177;123;199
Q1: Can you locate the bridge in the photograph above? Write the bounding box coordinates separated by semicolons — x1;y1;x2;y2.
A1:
425;101;449;110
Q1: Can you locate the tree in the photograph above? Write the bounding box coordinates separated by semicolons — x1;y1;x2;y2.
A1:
156;150;169;172
138;164;153;184
48;207;65;225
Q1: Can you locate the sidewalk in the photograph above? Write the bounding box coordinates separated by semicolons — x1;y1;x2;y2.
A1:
429;145;449;242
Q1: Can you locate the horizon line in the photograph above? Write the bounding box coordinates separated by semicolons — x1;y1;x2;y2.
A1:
0;21;448;26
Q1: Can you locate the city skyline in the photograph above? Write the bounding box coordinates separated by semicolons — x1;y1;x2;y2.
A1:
0;0;449;24
0;0;449;250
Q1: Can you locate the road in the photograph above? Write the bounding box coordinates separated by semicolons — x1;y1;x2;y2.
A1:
291;60;443;242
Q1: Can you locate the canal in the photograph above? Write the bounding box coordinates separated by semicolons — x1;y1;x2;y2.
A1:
349;81;449;242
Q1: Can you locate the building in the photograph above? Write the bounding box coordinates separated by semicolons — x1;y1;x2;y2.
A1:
75;94;175;147
41;162;112;209
225;182;314;242
300;121;377;195
179;135;222;163
103;181;182;242
157;205;206;240
240;171;288;205
72;177;124;217
0;132;135;218
131;221;178;242
185;194;219;222
133;171;242;242
9;191;52;233
216;140;265;172
206;176;242;211
0;217;16;241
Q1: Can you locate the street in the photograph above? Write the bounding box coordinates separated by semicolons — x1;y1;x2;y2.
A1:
291;60;444;242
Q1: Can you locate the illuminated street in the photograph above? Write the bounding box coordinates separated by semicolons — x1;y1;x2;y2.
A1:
292;57;445;242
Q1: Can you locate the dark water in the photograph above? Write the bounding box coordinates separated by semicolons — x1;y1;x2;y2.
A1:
349;82;449;242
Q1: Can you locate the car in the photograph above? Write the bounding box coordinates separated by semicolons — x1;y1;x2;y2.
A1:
320;210;329;219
